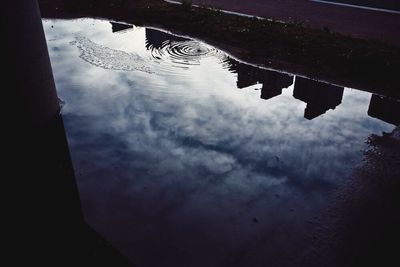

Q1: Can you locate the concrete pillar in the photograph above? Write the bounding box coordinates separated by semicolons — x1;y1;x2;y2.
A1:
3;0;59;126
2;3;133;265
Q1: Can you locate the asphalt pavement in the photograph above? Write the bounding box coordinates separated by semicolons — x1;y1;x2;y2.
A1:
192;0;400;45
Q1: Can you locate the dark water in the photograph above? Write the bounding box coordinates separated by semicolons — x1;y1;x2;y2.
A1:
44;19;396;267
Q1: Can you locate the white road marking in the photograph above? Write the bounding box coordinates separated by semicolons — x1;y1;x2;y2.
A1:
310;0;400;14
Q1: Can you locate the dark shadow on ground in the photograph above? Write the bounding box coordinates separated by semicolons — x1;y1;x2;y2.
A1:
10;116;135;266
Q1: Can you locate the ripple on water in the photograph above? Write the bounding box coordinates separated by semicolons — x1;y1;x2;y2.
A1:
147;39;226;66
71;34;228;78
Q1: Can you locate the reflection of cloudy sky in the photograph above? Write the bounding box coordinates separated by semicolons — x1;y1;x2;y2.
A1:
44;19;393;267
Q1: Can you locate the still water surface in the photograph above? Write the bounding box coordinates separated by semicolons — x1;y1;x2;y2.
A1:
44;19;395;267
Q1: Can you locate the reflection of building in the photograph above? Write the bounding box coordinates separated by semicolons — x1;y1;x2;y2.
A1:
368;94;400;125
227;59;259;89
260;72;293;100
227;58;293;100
110;22;133;33
145;28;188;49
293;77;344;120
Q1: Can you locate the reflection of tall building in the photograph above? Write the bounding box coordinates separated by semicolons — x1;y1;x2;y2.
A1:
145;28;188;50
293;77;344;120
227;58;293;100
110;22;133;33
368;94;400;125
260;72;293;100
228;60;259;89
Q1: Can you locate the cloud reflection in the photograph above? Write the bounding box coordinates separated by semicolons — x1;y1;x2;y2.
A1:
44;19;395;267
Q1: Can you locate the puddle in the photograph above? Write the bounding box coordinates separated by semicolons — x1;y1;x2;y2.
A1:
44;18;398;267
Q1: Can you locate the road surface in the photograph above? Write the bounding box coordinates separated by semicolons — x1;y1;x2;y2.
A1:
191;0;400;45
